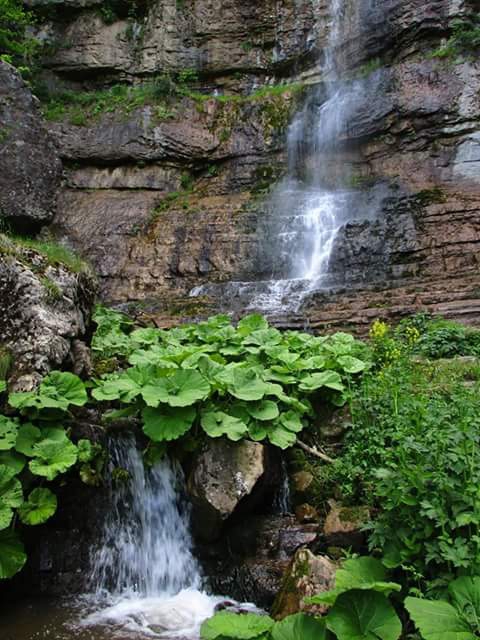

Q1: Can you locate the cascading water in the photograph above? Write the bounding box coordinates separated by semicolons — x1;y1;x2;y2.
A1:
82;436;258;638
190;0;384;316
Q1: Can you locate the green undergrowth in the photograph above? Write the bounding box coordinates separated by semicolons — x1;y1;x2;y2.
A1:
0;233;88;273
332;315;480;592
201;555;480;640
38;75;303;127
430;16;480;60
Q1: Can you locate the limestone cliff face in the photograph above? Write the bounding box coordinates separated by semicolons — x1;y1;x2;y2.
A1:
22;0;480;328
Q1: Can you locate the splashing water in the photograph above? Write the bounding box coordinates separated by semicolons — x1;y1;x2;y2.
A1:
81;437;259;638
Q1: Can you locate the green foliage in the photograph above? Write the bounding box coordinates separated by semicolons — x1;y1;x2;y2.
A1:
17;487;57;525
0;233;87;273
0;528;26;578
202;558;401;640
90;308;369;451
333;316;480;587
431;17;480;59
406;576;480;639
306;557;401;606
0;371;101;579
0;0;36;65
327;590;401;640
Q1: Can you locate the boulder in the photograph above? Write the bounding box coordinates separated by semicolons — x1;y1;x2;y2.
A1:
0;235;96;388
0;62;62;231
187;439;266;541
271;549;336;620
323;501;370;550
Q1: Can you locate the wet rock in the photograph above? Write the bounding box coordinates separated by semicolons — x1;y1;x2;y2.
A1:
203;515;319;608
292;471;314;493
0;62;61;231
0;235;96;385
271;549;336;620
323;501;370;550
187;439;266;541
295;504;319;524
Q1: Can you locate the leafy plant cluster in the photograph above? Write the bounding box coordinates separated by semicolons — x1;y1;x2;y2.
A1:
0;371;104;579
0;0;37;68
201;556;480;640
335;316;480;588
91;307;369;453
431;16;480;59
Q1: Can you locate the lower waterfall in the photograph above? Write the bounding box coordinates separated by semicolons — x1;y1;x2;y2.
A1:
81;436;257;638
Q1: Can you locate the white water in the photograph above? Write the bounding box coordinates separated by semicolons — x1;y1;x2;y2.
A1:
81;437;259;638
190;0;382;315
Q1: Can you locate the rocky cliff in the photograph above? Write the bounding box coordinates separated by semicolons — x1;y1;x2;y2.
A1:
6;0;480;330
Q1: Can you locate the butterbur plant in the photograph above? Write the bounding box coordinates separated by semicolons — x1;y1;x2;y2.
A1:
90;308;370;451
0;371;99;579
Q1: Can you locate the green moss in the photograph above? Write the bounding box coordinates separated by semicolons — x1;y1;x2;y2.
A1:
430;17;480;60
0;233;88;273
415;188;447;206
40;276;63;302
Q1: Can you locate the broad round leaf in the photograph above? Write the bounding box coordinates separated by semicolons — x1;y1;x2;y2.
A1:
246;400;280;422
299;371;344;393
405;596;475;640
0;451;26;475
18;488;58;526
280;411;303;433
0;416;18;451
142;370;210;408
142;405;196;442
337;356;367;374
228;369;271;402
327;590;402;640
201;612;274;640
448;577;480;625
15;423;41;456
29;439;78;481
268;427;297;450
201;410;248;441
0;464;23;531
272;613;328;640
10;372;87;411
0;529;27;579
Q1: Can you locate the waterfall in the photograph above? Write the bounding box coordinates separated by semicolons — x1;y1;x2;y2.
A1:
190;0;385;316
82;436;245;638
89;436;201;598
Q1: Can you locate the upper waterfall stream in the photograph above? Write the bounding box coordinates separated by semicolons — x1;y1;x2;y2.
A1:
190;0;384;316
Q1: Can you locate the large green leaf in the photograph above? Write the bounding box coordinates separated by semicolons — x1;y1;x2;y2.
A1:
0;381;6;394
0;415;18;451
271;613;329;640
9;372;87;411
326;590;402;640
141;370;210;408
0;529;27;579
448;577;480;628
237;314;269;336
279;411;303;433
0;451;26;474
18;488;57;526
299;371;344;393
200;612;274;640
405;597;476;640
227;369;272;401
15;423;41;456
142;405;196;442
268;426;297;449
337;356;367;374
92;365;154;402
0;464;23;530
201;410;248;441
307;557;400;606
29;439;78;481
246;400;279;421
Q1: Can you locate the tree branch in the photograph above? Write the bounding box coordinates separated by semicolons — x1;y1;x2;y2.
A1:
296;439;335;464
